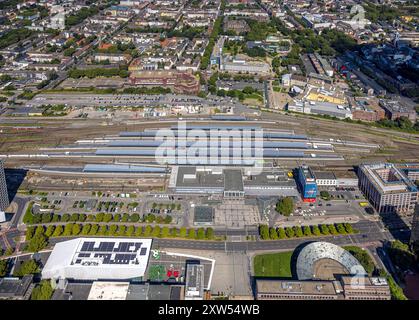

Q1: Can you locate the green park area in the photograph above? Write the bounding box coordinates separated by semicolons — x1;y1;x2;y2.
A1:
253;251;293;278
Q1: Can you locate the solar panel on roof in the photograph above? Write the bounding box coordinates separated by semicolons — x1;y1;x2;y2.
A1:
140;248;147;256
81;242;90;251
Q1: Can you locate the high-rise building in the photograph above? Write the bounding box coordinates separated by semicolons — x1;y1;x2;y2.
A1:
0;159;9;222
297;165;318;202
358;163;418;215
411;204;419;250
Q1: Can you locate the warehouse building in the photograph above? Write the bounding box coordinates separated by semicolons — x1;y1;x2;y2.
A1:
42;238;152;281
358;163;418;215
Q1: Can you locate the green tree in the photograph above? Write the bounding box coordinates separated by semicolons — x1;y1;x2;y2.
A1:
31;280;53;300
70;213;79;222
61;213;70;222
103;213;113;223
144;225;152;237
126;225;135;236
98;225;107;235
108;225;118;235
161;226;170;238
81;224;91;235
146;214;156;223
41;213;52;223
320;224;330;235
156;216;164;224
188;229;196;239
206;228;214;240
26;226;35;241
152;226;161;238
0;260;7;277
285;227;295;238
336;223;346;234
277;227;286;239
270;227;278;240
259;224;270;240
135;226;143;237
344;223;353;234
293;226;303;237
14;259;39;276
26;233;48;252
45;225;55;237
35;225;44;235
197;228;205;240
72;224;81;236
89;224;99;236
179;227;187;238
117;225;127;236
95;213;104;222
328;224;338;235
170;228;179;238
52;225;63;237
130;213;140;222
320;191;330;200
311;225;321;236
303;226;312;237
276;197;295;216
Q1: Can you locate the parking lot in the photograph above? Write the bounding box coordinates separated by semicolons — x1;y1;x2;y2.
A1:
29;190;187;224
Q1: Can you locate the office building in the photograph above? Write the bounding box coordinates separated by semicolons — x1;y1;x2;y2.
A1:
297;165;318;202
313;171;337;187
358;163;418;215
0;159;9;222
411;204;419;249
256;276;390;300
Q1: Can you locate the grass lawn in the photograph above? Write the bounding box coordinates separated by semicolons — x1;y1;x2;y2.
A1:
253;251;293;278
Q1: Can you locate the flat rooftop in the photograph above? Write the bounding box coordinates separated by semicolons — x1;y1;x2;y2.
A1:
256;279;338;296
42;238;153;281
360;163;417;194
185;264;204;299
194;206;215;223
313;171;337;180
87;282;130;300
224;169;244;192
242;169;297;188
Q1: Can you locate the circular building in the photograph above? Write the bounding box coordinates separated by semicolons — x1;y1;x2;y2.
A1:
296;242;366;280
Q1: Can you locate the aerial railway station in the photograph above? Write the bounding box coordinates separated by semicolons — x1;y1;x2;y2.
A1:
36;123;344;165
